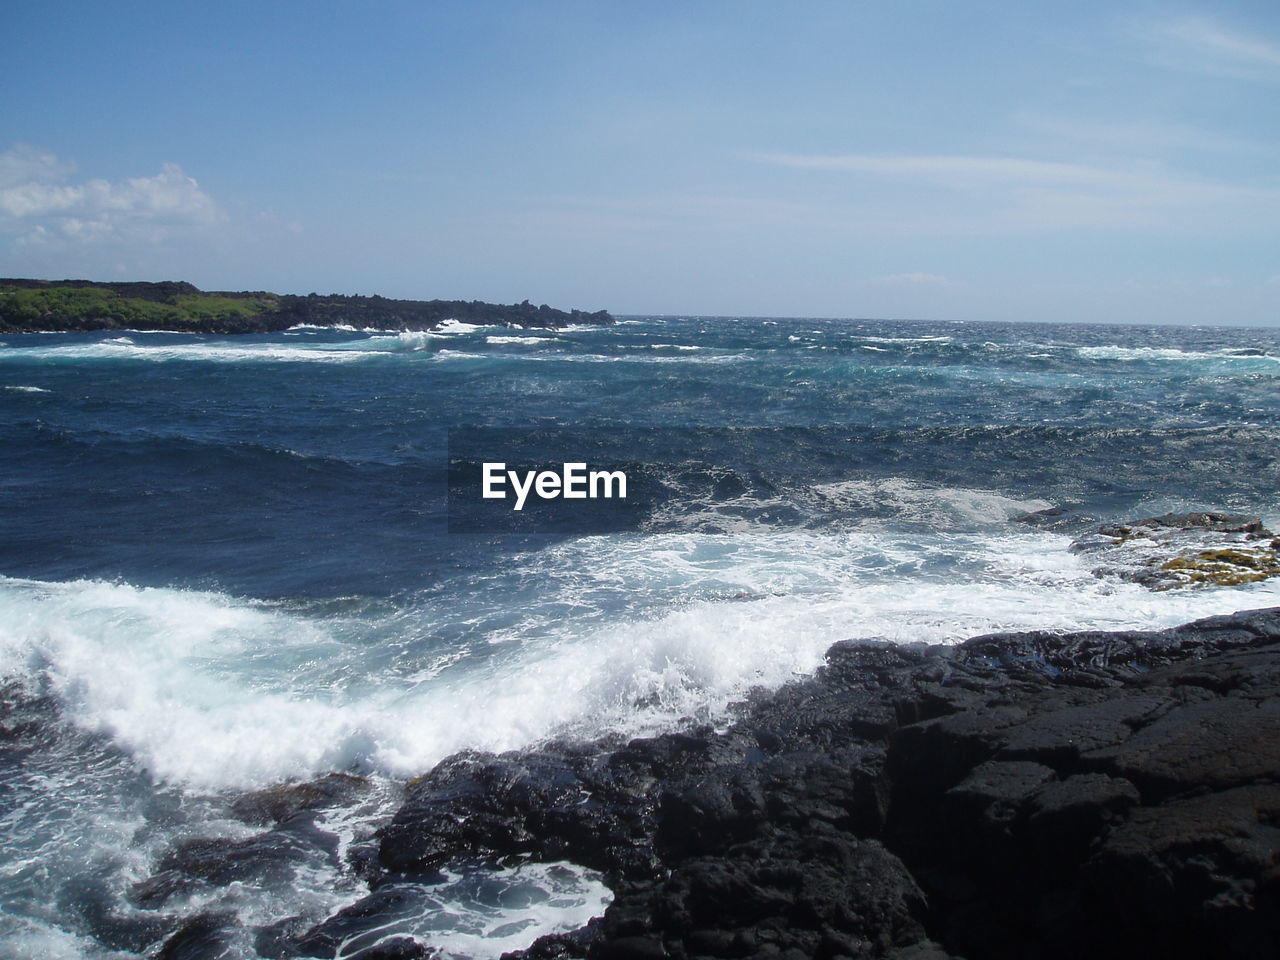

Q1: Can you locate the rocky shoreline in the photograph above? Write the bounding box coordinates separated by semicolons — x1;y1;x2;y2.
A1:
0;279;615;334
134;604;1280;960
7;515;1279;960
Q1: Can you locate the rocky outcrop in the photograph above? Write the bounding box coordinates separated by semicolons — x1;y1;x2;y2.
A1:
1068;512;1280;590
137;607;1280;959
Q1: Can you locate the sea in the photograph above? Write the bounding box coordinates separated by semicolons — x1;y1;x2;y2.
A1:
1;315;1279;958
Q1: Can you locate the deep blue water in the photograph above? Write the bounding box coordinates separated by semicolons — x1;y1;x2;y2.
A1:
2;316;1279;957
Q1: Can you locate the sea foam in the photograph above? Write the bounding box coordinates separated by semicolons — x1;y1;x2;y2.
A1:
5;500;1280;794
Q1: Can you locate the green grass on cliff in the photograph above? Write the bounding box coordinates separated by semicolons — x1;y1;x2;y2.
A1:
170;293;279;320
0;285;279;327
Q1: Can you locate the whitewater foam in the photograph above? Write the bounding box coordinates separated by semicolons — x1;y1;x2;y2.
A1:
0;340;374;364
5;507;1279;793
286;323;368;332
1078;344;1280;365
7;315;1280;958
859;335;952;344
805;477;1052;525
0;331;479;364
434;319;491;334
360;330;447;351
336;864;611;959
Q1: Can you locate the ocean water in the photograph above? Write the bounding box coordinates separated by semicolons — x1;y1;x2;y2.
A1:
2;315;1279;957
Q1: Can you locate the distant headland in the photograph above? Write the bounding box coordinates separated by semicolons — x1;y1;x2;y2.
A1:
0;278;614;334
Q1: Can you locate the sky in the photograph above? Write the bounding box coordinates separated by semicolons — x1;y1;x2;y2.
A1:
1;1;1278;325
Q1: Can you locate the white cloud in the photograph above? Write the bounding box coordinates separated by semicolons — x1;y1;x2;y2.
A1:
0;144;75;189
0;145;221;248
758;152;1247;193
1138;14;1280;81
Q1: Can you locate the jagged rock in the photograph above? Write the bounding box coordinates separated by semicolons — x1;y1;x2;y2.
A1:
359;608;1280;959
131;814;339;908
1012;505;1099;532
1133;513;1265;534
134;607;1278;958
1083;696;1280;801
294;884;439;957
156;912;241;960
1070;513;1280;590
594;834;929;958
1092;784;1280;958
378;748;663;881
231;771;372;824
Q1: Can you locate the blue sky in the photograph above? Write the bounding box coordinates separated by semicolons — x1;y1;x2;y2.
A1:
2;1;1278;324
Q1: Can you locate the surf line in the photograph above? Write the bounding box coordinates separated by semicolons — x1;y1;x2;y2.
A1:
482;462;628;511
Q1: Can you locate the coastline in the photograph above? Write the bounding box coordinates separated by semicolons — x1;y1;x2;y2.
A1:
7;3;1280;957
4;318;1280;959
0;279;615;335
119;601;1280;960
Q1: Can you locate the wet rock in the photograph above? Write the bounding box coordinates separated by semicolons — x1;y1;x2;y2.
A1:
156;912;240;960
597;834;929;958
1083;696;1280;801
1014;505;1071;525
502;922;602;960
132;815;339;908
1024;773;1141;858
379;748;662;880
1070;513;1280;590
294;884;435;958
882;610;1280;959
231;771;372;824
1012;505;1098;532
357;938;434;959
1137;513;1265;534
362;607;1280;960
57;875;174;953
1093;784;1280;959
253;915;316;959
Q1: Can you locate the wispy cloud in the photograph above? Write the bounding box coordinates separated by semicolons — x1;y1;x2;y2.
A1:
760;152;1230;191
0;144;75;189
0;145;221;248
756;151;1280;233
1165;16;1280;67
1136;14;1280;81
1012;113;1265;156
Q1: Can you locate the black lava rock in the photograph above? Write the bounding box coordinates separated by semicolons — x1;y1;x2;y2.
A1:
368;607;1280;960
136;607;1280;959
